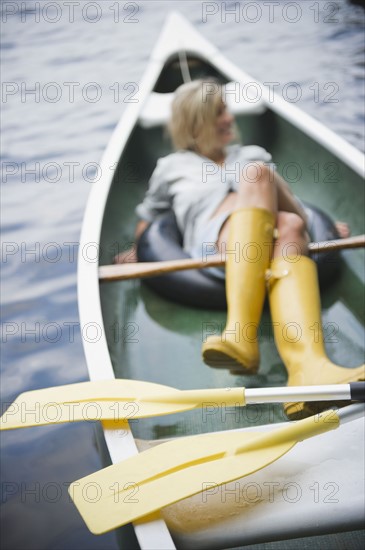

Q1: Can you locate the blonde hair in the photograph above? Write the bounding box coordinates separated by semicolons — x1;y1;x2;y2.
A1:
168;79;238;157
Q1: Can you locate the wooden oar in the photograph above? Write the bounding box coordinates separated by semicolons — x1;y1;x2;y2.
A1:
69;403;365;534
99;234;365;282
1;379;363;430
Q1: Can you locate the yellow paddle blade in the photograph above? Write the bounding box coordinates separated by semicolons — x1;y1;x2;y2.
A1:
0;380;244;430
70;410;339;534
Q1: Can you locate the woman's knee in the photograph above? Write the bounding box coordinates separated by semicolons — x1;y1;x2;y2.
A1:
277;212;307;239
238;162;276;202
241;162;273;186
274;212;309;258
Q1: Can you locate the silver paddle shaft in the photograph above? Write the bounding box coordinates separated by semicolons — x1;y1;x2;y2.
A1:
245;384;353;404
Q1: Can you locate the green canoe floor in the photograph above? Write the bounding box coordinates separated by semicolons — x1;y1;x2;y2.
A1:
99;110;364;443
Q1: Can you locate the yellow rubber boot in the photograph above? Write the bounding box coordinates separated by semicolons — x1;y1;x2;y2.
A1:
268;255;365;419
202;208;274;373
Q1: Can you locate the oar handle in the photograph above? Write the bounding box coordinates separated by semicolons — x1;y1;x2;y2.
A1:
350;382;365;402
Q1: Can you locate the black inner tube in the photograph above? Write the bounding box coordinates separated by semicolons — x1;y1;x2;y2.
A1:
137;202;340;309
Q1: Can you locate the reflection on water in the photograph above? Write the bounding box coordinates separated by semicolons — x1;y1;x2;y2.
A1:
1;1;364;549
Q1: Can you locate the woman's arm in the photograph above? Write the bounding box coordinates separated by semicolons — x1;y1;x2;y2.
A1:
113;220;150;264
135;220;149;239
113;157;171;264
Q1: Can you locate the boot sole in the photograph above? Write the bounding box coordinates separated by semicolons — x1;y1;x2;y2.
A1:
202;348;259;375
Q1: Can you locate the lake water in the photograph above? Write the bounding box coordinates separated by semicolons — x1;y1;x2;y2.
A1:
1;1;364;549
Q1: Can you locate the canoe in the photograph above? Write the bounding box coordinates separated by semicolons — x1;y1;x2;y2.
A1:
77;11;365;549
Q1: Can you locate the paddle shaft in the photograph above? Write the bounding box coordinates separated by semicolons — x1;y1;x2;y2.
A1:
142;382;365;405
99;234;365;282
152;382;365;405
245;382;365;404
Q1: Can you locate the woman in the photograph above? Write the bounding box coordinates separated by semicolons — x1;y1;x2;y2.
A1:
116;79;364;418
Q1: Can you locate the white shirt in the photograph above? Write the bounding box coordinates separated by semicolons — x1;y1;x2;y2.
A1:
136;144;273;252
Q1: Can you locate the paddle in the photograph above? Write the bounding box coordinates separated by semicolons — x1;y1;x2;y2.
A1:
1;379;364;430
99;234;365;282
69;403;365;534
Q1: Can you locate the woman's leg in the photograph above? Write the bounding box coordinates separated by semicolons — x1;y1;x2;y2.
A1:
212;163;308;251
202;163;277;370
268;213;364;419
274;171;308;223
273;211;309;259
213;163;278;255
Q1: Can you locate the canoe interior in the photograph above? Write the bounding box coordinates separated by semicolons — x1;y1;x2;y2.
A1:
99;56;364;442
